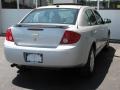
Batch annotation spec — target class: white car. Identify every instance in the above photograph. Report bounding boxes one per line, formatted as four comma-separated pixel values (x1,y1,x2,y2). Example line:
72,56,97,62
4,5,111,75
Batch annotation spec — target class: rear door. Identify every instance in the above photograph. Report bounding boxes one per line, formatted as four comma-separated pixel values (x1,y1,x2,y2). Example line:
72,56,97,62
93,10,108,45
85,9,102,50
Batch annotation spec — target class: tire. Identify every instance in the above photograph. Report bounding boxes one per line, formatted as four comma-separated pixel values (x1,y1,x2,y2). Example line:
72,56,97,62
83,47,95,76
104,32,110,49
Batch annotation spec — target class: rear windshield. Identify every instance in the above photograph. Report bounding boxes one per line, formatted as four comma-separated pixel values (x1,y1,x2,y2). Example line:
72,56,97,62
21,8,79,25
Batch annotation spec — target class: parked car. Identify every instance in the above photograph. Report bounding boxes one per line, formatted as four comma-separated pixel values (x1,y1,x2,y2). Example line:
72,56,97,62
4,5,111,75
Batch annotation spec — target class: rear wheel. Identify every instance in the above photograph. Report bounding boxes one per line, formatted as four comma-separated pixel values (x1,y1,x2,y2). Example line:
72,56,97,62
83,47,95,76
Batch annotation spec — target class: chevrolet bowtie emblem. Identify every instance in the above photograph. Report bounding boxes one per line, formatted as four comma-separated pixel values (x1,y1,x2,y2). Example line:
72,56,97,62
32,33,39,41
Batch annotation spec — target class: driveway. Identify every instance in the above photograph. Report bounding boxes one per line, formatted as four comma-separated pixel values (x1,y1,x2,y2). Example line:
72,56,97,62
0,37,120,90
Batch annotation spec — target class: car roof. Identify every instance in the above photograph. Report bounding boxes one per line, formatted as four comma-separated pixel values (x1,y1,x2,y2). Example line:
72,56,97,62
36,5,95,10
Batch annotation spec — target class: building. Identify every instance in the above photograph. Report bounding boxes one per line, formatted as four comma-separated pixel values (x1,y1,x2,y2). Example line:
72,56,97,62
0,0,52,34
0,0,120,40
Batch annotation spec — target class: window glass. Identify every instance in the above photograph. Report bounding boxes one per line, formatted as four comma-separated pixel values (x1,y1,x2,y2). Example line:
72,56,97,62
19,0,36,9
77,0,120,10
37,0,41,7
93,10,104,24
37,0,47,7
1,0,17,9
86,9,97,25
37,0,53,7
77,0,97,7
100,0,120,9
47,0,53,5
82,12,91,26
21,8,79,25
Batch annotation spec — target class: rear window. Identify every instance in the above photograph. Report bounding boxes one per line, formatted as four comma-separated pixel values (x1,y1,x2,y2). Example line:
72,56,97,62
21,8,79,25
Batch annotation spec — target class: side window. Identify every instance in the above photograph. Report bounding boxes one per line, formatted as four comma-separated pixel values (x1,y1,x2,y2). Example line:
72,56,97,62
93,10,104,24
82,12,91,26
85,9,97,25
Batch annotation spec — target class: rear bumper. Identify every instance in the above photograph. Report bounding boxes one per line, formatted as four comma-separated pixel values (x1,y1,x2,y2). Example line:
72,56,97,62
4,40,85,68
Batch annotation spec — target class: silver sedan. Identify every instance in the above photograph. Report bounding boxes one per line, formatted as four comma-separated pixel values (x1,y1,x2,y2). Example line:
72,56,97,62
4,5,111,75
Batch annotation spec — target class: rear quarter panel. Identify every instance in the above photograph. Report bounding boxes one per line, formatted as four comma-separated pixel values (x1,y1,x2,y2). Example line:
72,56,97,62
76,26,96,65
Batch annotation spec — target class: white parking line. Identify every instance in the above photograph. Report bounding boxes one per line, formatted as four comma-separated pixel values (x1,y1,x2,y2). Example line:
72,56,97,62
115,48,120,57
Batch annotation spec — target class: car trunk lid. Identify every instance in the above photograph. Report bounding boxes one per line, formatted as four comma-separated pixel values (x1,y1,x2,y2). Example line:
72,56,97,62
12,24,68,48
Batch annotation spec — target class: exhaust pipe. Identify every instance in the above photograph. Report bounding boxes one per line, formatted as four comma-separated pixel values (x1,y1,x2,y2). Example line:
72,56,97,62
11,64,17,67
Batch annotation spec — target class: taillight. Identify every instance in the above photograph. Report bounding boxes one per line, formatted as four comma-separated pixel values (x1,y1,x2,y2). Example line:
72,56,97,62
6,28,14,42
60,31,81,44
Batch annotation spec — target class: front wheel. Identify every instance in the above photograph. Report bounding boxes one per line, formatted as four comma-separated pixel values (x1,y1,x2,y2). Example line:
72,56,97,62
105,31,110,49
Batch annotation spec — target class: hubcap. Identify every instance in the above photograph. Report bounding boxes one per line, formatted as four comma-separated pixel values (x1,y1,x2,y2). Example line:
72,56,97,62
90,50,95,72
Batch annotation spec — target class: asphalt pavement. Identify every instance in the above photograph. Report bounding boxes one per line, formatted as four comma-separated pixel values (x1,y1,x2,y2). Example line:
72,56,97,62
0,36,120,90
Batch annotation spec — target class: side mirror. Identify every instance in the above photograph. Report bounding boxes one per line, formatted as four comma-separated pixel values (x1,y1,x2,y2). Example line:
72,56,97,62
104,18,111,24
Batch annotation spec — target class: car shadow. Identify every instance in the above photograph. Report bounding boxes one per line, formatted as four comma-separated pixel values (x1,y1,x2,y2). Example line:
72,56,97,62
12,46,116,90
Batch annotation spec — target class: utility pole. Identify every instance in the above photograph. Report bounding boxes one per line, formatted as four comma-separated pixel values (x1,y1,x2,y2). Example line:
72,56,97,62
0,0,1,9
17,0,19,9
36,0,37,8
97,0,100,10
108,0,110,8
